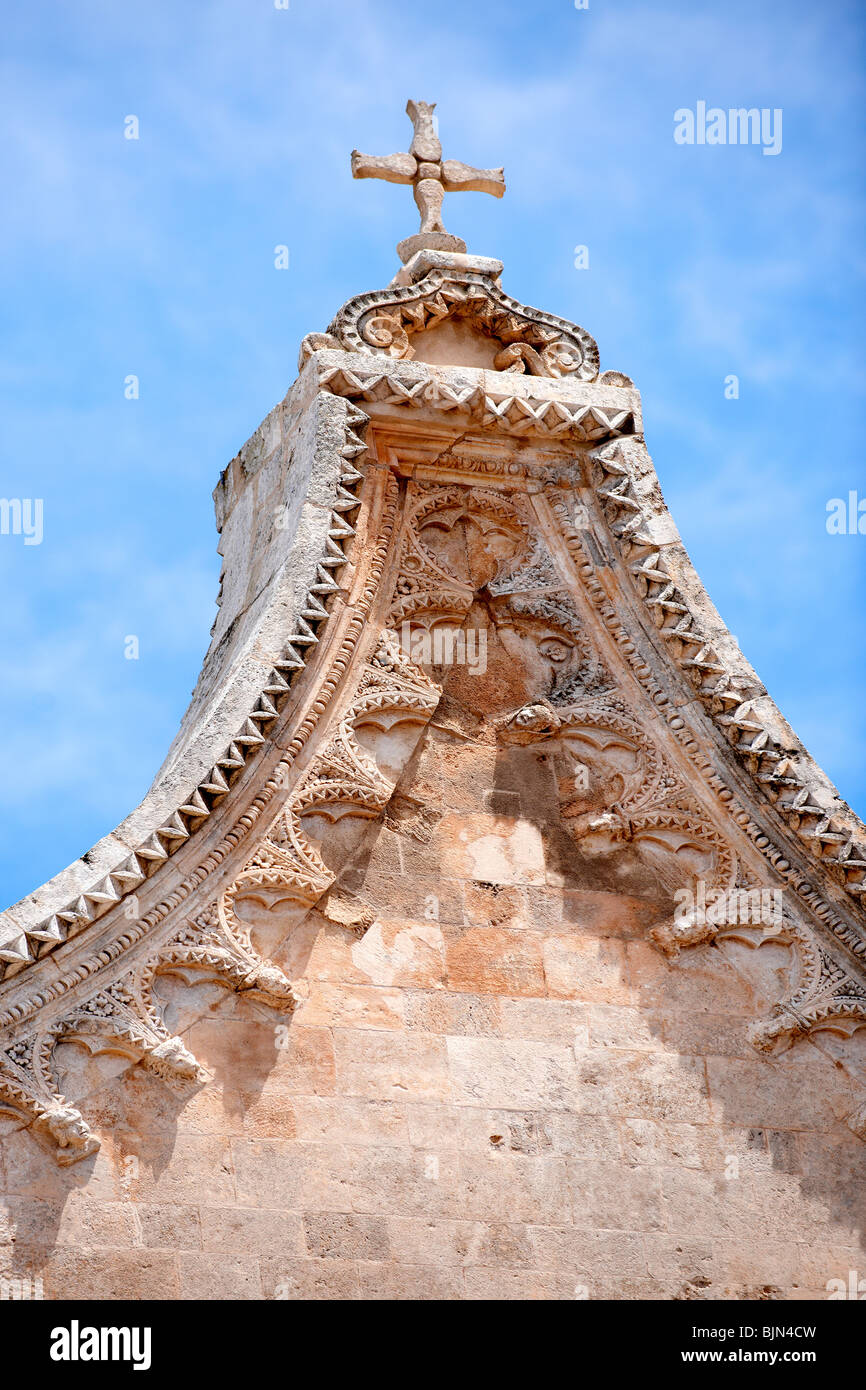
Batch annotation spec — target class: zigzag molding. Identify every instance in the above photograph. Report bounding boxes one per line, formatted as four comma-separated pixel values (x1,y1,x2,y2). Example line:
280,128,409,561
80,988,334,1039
318,361,635,443
589,438,866,919
546,487,866,968
0,481,441,1163
323,264,601,381
317,367,866,961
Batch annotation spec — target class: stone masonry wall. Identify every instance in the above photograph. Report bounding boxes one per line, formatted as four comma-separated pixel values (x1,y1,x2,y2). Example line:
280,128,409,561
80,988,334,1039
1,629,863,1301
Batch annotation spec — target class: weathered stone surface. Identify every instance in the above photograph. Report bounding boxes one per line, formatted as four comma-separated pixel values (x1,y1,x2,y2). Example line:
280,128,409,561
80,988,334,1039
1,104,864,1303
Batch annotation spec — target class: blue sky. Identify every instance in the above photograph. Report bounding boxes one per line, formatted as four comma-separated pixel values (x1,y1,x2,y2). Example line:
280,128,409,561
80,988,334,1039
1,0,863,907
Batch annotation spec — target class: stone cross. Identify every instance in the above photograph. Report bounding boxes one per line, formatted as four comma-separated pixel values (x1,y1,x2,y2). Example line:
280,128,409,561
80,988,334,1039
351,100,505,263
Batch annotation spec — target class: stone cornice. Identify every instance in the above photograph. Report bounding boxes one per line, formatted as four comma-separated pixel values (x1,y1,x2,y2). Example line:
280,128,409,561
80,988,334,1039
589,438,866,931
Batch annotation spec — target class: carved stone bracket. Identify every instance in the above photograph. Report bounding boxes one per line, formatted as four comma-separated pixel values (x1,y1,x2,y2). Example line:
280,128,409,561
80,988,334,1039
748,942,866,1057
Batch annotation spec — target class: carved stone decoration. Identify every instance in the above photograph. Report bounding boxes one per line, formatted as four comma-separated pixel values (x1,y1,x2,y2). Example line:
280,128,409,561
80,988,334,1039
748,943,866,1058
1,108,866,1289
490,594,613,701
297,331,343,368
328,264,600,381
145,915,299,1016
0,1043,100,1167
493,340,586,378
216,626,442,976
386,485,533,666
318,358,636,445
588,435,866,919
361,315,413,359
487,529,561,594
498,688,734,911
0,400,371,983
0,969,209,1167
410,485,530,587
45,978,203,1085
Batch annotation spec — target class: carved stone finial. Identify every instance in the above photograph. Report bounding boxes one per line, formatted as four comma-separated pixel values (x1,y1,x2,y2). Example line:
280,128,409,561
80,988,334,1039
351,99,505,263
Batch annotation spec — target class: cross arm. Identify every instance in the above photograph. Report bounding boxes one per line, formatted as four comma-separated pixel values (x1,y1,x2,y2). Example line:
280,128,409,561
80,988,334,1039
351,150,417,184
441,159,506,198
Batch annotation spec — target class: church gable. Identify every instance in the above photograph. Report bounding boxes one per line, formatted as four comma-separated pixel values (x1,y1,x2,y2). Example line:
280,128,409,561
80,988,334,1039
0,99,863,1303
